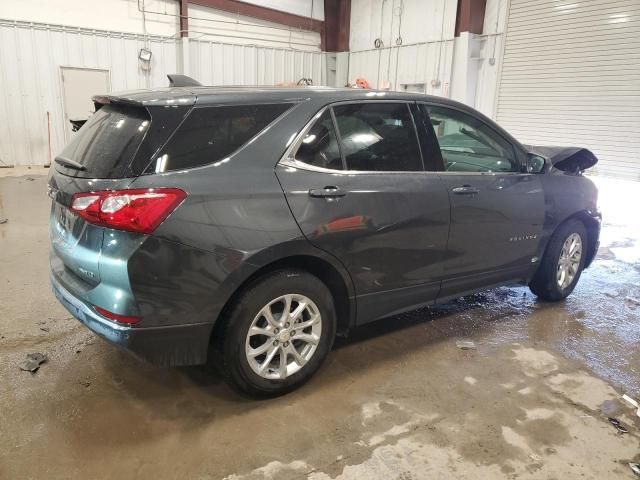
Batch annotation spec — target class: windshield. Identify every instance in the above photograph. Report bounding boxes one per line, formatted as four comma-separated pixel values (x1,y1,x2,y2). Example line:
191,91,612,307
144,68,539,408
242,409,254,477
57,105,150,178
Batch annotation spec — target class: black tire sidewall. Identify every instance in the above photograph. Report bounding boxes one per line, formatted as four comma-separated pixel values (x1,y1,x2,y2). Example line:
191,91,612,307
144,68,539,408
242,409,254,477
534,220,588,300
222,270,336,396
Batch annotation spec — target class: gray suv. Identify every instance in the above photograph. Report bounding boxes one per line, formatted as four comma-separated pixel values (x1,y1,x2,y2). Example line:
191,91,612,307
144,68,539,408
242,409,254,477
49,81,601,396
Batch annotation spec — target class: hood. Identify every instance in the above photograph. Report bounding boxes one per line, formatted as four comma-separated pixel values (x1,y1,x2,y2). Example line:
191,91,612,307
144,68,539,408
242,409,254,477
525,145,598,173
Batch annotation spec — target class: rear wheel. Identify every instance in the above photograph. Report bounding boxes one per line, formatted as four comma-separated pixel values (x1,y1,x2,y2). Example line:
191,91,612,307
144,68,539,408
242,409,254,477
529,219,587,301
217,269,336,397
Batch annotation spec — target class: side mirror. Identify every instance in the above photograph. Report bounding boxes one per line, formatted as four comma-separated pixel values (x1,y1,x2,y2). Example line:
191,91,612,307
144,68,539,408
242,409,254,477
526,153,546,174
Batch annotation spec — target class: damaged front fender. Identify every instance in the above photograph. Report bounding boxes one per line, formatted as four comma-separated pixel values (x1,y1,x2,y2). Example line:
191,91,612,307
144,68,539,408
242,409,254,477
526,145,598,174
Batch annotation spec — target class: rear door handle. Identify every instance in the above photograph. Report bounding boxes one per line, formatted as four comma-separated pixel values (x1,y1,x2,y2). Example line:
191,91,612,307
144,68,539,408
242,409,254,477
452,185,479,195
308,186,346,198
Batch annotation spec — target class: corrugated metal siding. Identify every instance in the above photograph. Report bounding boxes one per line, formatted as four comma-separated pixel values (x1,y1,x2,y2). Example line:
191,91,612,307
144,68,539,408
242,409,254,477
496,0,640,180
189,40,326,86
347,40,455,95
0,19,180,167
0,19,329,166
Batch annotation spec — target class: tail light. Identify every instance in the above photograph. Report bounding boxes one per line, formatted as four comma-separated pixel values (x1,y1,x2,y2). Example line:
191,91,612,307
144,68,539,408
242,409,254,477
70,188,186,234
95,306,141,325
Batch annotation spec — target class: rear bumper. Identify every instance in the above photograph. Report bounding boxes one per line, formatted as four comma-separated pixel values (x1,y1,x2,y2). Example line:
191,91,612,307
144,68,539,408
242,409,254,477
51,273,212,366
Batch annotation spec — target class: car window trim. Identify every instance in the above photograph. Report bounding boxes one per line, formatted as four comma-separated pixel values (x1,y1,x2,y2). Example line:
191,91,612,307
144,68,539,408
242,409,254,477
417,101,526,174
282,100,427,175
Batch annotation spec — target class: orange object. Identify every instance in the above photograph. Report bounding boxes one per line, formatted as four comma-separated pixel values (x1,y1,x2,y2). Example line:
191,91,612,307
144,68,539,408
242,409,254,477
355,78,370,89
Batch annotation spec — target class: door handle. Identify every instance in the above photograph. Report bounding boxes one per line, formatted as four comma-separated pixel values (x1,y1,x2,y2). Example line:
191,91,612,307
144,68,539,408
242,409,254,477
308,186,346,198
452,185,479,195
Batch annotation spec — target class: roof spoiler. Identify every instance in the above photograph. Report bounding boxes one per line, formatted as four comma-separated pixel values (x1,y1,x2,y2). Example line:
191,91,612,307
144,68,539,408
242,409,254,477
167,74,202,87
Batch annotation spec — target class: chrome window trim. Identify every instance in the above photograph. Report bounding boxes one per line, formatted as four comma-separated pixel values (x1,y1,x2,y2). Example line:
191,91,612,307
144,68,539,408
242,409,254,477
278,100,426,175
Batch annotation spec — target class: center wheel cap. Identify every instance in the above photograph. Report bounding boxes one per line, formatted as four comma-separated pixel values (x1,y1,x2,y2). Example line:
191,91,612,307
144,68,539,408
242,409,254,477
278,330,291,342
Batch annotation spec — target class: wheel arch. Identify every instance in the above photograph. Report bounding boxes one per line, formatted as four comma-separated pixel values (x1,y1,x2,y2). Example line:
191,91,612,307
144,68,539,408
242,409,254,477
210,245,356,349
542,210,600,269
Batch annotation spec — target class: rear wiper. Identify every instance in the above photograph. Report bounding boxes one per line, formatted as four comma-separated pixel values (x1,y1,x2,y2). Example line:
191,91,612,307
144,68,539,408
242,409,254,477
54,156,86,171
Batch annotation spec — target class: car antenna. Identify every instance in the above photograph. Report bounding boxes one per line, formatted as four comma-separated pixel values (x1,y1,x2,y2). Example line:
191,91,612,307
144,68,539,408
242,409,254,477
167,74,202,87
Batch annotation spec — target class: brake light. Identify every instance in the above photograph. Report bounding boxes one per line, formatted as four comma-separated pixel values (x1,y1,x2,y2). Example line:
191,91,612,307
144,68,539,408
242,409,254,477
70,188,186,234
95,306,141,325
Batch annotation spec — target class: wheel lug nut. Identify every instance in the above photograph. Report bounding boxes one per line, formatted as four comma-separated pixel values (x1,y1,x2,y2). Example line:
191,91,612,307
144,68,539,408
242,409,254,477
284,341,289,347
285,322,290,328
274,328,279,334
291,330,295,336
273,340,278,345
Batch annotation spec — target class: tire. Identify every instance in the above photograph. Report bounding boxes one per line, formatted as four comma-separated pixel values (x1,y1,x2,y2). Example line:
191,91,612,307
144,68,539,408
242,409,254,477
529,219,588,301
216,269,336,397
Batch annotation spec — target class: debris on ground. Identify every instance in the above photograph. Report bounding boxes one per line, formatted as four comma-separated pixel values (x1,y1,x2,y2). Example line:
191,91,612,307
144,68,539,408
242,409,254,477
19,353,48,373
630,463,640,476
622,394,640,417
80,380,92,389
456,340,476,350
0,217,7,224
625,296,640,306
604,291,619,298
607,417,628,434
39,327,50,332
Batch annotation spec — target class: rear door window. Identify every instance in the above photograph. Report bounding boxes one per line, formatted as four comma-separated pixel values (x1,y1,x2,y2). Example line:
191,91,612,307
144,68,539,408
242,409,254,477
57,105,150,178
150,103,293,173
332,103,423,171
293,110,343,170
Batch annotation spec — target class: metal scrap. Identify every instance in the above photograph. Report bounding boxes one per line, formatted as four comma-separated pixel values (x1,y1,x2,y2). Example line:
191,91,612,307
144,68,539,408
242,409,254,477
607,417,628,434
456,340,476,350
630,463,640,477
19,353,48,373
622,394,640,417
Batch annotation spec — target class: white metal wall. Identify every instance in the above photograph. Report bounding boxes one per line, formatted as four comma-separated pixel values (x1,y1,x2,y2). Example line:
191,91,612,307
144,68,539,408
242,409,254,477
189,40,327,86
0,19,329,167
347,40,455,95
496,0,640,180
0,19,179,167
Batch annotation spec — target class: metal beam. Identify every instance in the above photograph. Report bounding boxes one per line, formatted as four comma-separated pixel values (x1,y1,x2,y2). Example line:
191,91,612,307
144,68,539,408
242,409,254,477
323,0,351,52
188,0,323,33
180,0,189,37
455,0,487,36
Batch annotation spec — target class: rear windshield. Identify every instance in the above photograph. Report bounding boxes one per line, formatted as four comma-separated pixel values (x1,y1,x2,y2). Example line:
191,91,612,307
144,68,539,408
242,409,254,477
57,105,150,178
147,103,292,174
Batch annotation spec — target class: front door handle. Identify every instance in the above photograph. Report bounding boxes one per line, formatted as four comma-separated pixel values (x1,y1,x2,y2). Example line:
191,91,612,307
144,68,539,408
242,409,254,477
452,185,479,195
308,186,346,198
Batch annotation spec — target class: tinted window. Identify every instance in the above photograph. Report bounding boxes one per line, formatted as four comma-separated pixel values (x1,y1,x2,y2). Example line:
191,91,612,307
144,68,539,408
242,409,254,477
57,105,150,178
427,106,518,173
151,103,292,173
294,110,343,170
333,103,423,171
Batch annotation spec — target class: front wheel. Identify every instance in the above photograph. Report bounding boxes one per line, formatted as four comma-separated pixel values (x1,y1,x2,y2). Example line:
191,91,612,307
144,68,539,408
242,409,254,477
217,269,336,397
529,219,587,301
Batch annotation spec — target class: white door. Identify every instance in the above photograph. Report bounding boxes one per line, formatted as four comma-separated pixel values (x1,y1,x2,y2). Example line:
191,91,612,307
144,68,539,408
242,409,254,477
61,67,110,141
496,0,640,180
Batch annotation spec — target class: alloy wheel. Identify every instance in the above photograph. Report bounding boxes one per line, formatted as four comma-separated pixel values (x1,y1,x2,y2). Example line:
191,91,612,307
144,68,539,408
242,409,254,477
245,294,322,380
557,233,582,289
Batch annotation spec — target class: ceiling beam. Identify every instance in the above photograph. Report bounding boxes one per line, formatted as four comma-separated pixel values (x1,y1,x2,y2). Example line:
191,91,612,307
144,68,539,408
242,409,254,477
188,0,323,33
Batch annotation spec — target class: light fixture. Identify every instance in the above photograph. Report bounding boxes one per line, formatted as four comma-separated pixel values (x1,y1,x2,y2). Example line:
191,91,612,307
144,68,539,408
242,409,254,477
138,48,152,63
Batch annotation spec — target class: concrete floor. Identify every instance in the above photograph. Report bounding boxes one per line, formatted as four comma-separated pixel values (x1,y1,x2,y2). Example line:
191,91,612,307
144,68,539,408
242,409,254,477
1,170,639,479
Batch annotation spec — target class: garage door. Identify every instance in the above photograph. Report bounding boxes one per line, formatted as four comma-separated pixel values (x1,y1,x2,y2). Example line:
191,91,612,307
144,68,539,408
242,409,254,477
496,0,640,180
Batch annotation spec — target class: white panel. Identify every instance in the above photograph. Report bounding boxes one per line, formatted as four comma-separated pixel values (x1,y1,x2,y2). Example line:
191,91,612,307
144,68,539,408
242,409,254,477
0,19,180,166
496,0,640,180
347,40,454,96
189,39,328,87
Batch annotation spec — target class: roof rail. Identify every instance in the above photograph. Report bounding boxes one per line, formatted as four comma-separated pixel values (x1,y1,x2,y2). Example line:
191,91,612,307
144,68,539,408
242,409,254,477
167,74,202,88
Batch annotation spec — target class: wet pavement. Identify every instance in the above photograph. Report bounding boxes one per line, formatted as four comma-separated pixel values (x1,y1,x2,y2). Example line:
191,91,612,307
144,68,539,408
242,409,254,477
1,171,639,479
